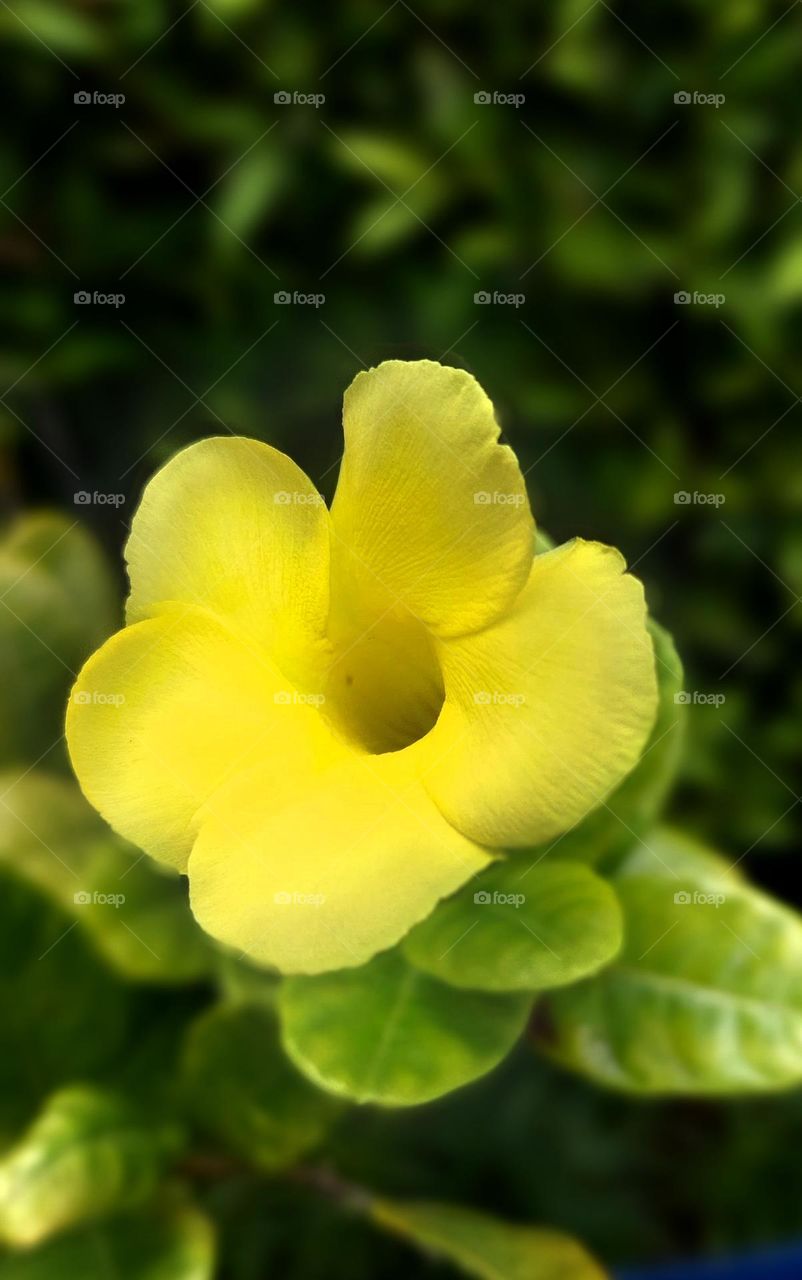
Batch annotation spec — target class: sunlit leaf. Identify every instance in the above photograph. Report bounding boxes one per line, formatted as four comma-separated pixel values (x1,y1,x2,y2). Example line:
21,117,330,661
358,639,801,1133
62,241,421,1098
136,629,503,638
0,1087,183,1247
372,1198,607,1280
279,951,531,1106
403,859,622,992
540,829,802,1093
0,1195,215,1280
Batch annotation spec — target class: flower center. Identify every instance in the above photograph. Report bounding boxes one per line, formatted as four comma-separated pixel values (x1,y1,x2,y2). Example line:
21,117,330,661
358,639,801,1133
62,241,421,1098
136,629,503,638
323,602,445,754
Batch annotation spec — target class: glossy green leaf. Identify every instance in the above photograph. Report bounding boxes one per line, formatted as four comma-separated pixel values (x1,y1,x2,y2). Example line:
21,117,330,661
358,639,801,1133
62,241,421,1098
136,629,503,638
0,771,212,984
0,869,130,1139
0,1087,183,1247
372,1199,606,1280
181,1003,339,1170
402,859,622,992
0,1196,215,1280
529,619,684,867
541,829,802,1094
279,951,531,1106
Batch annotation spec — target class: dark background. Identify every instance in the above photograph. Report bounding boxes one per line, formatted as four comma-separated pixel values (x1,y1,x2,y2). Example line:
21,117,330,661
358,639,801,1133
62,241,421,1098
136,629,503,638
1,0,801,1270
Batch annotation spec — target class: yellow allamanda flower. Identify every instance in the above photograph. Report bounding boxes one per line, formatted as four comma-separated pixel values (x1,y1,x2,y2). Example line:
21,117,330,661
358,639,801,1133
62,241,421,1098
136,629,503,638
67,360,657,974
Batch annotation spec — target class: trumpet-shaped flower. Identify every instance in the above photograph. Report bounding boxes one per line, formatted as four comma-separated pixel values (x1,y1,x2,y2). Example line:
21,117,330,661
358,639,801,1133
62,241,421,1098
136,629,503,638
67,361,657,974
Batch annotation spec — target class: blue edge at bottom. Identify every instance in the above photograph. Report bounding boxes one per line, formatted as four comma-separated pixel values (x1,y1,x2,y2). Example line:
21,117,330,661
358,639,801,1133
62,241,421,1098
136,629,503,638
616,1244,802,1280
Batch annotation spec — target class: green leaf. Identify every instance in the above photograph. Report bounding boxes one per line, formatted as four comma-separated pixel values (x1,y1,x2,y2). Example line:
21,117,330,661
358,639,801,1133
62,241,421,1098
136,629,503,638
531,619,684,867
4,2,104,56
541,829,802,1094
349,189,447,255
330,134,432,190
0,771,212,984
0,869,131,1139
0,1087,183,1248
279,951,531,1106
0,1196,215,1280
212,146,286,243
213,950,280,1005
181,1003,339,1171
0,562,79,767
371,1199,606,1280
2,513,118,650
0,514,117,768
402,859,622,992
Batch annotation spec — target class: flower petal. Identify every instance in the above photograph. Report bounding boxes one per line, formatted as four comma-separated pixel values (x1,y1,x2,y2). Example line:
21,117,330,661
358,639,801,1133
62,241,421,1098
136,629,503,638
330,361,534,638
125,437,330,686
188,749,492,974
66,607,327,871
421,539,658,847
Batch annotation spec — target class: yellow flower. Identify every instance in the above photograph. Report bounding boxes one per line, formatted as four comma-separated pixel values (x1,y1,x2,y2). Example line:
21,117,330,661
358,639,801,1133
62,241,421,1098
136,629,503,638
67,361,657,974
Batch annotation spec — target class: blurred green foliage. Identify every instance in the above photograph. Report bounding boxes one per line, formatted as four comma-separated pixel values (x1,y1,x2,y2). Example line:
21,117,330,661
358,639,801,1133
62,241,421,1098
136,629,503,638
1,0,801,1276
